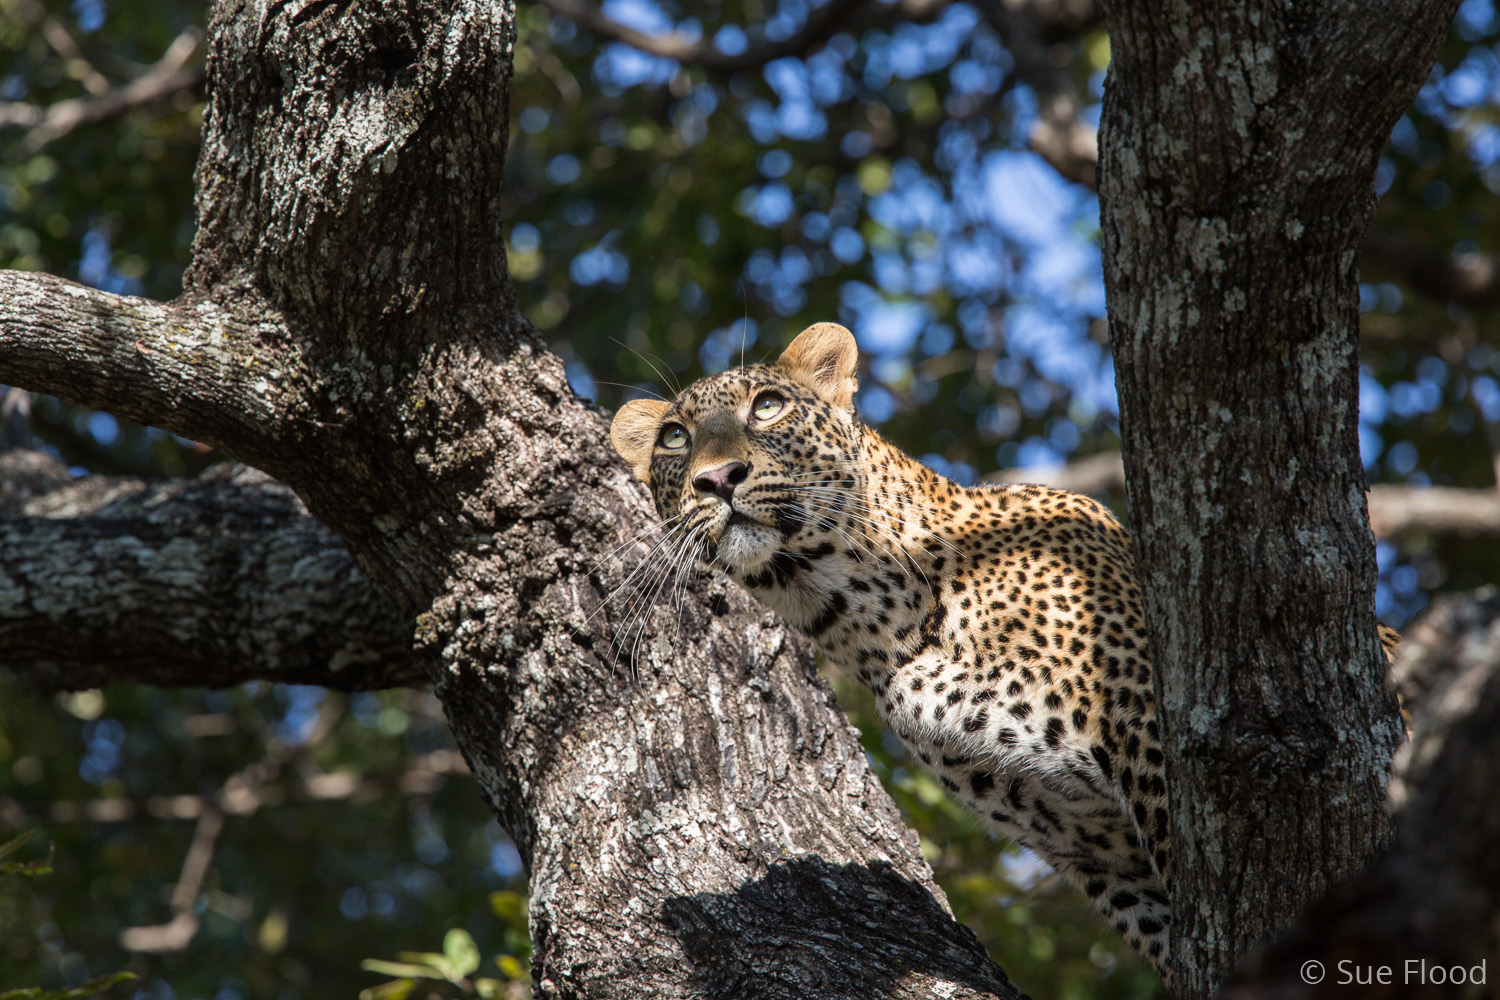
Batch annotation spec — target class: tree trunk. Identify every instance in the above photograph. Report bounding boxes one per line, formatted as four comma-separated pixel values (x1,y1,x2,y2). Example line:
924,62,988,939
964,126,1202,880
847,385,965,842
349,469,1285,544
0,1,1018,997
1223,589,1500,999
1097,1,1460,995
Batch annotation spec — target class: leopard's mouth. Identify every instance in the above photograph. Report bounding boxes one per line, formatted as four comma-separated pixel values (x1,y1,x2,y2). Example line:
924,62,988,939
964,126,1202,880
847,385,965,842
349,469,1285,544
703,502,772,535
707,506,782,572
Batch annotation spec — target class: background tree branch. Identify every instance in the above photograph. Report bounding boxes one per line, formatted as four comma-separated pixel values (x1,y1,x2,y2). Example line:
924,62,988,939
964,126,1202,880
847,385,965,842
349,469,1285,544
989,452,1500,540
996,455,1500,542
973,0,1100,187
1020,101,1500,314
0,747,468,828
0,26,204,153
22,0,111,94
1366,483,1500,540
1360,229,1500,311
528,0,871,73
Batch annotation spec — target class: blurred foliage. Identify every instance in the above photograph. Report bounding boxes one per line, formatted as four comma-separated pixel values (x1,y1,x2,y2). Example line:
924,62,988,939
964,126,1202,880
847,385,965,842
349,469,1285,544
2,0,1498,996
0,972,140,1000
0,828,53,876
504,0,1121,482
0,685,521,999
357,923,529,1000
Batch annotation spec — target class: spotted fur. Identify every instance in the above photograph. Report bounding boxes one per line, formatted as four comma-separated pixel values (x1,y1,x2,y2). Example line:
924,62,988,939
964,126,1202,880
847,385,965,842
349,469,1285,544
609,323,1398,982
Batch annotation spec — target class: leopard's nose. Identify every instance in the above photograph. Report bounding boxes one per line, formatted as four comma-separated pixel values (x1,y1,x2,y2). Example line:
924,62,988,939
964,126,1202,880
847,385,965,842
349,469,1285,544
694,461,749,502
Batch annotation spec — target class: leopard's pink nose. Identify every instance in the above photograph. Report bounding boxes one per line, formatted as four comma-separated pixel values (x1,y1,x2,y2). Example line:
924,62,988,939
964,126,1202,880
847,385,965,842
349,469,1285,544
694,461,748,502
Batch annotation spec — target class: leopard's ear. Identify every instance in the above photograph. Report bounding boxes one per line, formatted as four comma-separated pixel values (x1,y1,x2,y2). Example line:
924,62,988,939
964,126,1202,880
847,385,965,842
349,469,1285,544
610,399,672,481
777,323,859,410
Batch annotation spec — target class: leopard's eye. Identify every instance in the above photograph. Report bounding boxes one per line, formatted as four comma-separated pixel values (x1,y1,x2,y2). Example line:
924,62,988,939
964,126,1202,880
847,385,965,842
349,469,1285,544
658,424,689,450
752,393,786,422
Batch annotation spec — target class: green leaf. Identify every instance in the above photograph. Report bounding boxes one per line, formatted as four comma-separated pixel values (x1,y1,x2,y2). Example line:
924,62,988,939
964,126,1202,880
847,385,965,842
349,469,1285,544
0,830,53,877
63,972,138,999
0,829,38,863
357,978,416,1000
496,955,528,982
473,978,504,999
358,960,444,980
0,970,138,1000
395,951,455,978
443,928,481,978
0,855,54,877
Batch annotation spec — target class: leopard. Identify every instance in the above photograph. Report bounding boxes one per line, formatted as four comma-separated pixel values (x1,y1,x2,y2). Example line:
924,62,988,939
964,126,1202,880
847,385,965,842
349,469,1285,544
609,321,1397,985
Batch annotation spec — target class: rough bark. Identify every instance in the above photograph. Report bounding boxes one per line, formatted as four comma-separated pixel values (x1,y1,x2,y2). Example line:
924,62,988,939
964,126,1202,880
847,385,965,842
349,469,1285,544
0,1,1018,997
1222,589,1500,999
1097,2,1461,996
0,449,419,692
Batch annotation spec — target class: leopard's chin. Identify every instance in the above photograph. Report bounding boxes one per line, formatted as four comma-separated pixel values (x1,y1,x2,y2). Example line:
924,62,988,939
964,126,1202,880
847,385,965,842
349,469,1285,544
713,514,781,573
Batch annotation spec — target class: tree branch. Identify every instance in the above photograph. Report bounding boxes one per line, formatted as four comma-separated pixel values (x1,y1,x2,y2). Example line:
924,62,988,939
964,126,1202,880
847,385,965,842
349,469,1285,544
116,699,344,953
530,0,872,73
117,807,225,953
1361,229,1500,311
0,271,304,471
991,453,1500,540
0,450,420,692
8,0,110,95
0,28,204,154
973,0,1099,187
0,749,468,828
987,450,1125,495
1367,483,1500,540
1026,97,1098,187
11,433,1484,703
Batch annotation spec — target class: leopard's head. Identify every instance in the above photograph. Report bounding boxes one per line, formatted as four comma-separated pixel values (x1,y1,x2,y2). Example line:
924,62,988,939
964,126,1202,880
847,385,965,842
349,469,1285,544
610,322,863,574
